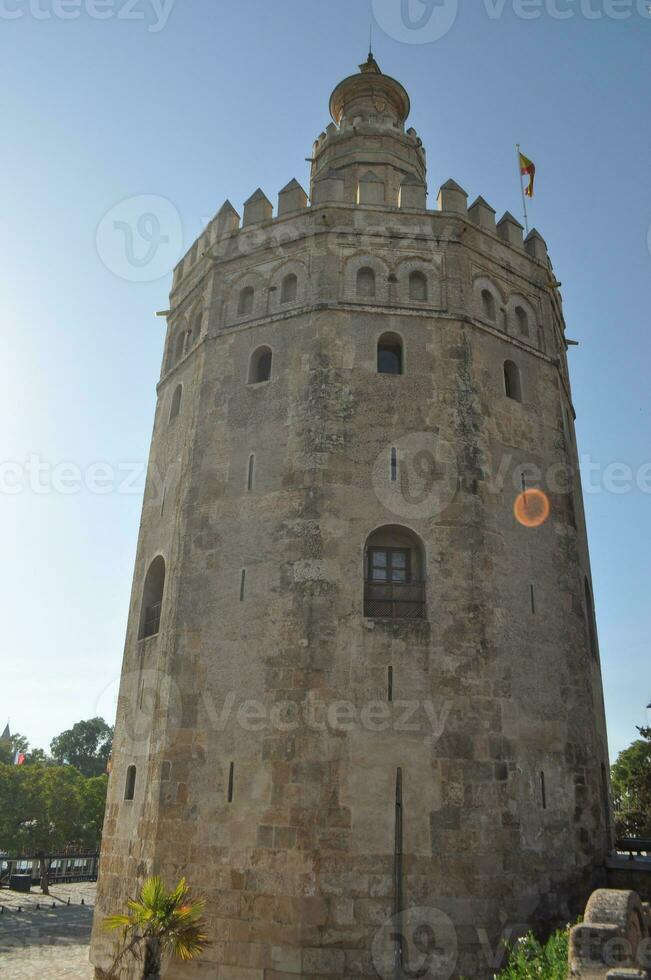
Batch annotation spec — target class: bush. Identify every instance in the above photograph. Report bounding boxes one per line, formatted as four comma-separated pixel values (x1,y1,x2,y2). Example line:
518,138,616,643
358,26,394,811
496,926,570,980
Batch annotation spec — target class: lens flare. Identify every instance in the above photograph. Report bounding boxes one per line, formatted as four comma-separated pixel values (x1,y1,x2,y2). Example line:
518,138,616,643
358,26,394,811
514,488,550,528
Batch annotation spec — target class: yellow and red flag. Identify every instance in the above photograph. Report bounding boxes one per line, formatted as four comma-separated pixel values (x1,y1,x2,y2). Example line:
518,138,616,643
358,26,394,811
519,151,536,197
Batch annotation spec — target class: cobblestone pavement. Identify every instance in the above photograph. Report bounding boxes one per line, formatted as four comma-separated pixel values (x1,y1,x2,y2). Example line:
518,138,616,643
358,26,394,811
0,883,96,979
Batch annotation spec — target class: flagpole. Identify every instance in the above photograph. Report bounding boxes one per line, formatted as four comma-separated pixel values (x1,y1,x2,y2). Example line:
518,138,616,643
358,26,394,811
516,143,530,236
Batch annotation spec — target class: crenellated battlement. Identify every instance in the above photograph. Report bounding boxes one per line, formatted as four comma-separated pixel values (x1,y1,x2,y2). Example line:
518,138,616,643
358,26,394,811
171,54,550,294
171,174,549,292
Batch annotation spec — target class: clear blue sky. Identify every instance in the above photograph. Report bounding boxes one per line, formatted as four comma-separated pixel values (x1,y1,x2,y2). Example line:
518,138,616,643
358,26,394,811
1,0,649,760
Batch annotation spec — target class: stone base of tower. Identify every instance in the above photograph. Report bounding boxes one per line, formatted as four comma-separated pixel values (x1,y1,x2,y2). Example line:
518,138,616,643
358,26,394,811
91,837,607,978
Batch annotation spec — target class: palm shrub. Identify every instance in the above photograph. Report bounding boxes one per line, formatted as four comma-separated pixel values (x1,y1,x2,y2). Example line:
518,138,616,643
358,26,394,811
496,925,570,980
101,875,208,979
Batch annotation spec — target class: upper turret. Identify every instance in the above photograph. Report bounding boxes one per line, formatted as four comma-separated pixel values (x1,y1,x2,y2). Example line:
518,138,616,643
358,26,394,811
328,52,410,127
310,53,427,209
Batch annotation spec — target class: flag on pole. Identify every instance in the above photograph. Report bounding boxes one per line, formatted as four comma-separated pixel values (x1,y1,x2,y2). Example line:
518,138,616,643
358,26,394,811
519,151,536,197
13,750,25,765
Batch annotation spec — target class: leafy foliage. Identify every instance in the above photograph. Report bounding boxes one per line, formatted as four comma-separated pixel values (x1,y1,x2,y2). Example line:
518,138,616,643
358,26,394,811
102,876,208,979
0,732,49,766
50,717,113,777
0,763,108,857
611,727,651,838
496,926,570,980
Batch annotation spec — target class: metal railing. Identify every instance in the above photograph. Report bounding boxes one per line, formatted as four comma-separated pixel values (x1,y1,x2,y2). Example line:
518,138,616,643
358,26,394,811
364,581,426,620
616,837,651,859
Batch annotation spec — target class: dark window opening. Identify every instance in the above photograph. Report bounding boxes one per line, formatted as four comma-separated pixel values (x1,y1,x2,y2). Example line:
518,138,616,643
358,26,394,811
481,289,496,321
504,360,522,402
240,569,246,601
388,666,393,702
139,556,165,639
377,333,403,375
364,527,425,620
125,765,136,801
369,547,410,584
390,447,398,483
227,762,234,803
248,346,272,384
540,770,546,809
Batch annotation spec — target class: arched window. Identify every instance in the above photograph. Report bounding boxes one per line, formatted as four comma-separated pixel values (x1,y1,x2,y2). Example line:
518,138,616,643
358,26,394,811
248,346,272,384
503,360,522,402
409,271,428,302
139,556,165,639
238,286,254,316
174,331,186,363
584,577,598,660
169,384,182,422
124,765,136,801
515,306,529,337
364,525,425,620
280,273,298,304
377,333,403,375
481,289,496,321
357,267,376,299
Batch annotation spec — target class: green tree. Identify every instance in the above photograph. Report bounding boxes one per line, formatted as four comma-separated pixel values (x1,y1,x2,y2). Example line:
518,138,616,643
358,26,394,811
78,774,109,849
102,877,208,980
0,732,29,765
611,728,651,838
0,763,87,894
24,747,52,766
50,717,113,777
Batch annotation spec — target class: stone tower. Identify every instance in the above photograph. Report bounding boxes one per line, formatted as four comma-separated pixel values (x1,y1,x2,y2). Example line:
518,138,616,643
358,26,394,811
91,55,611,979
